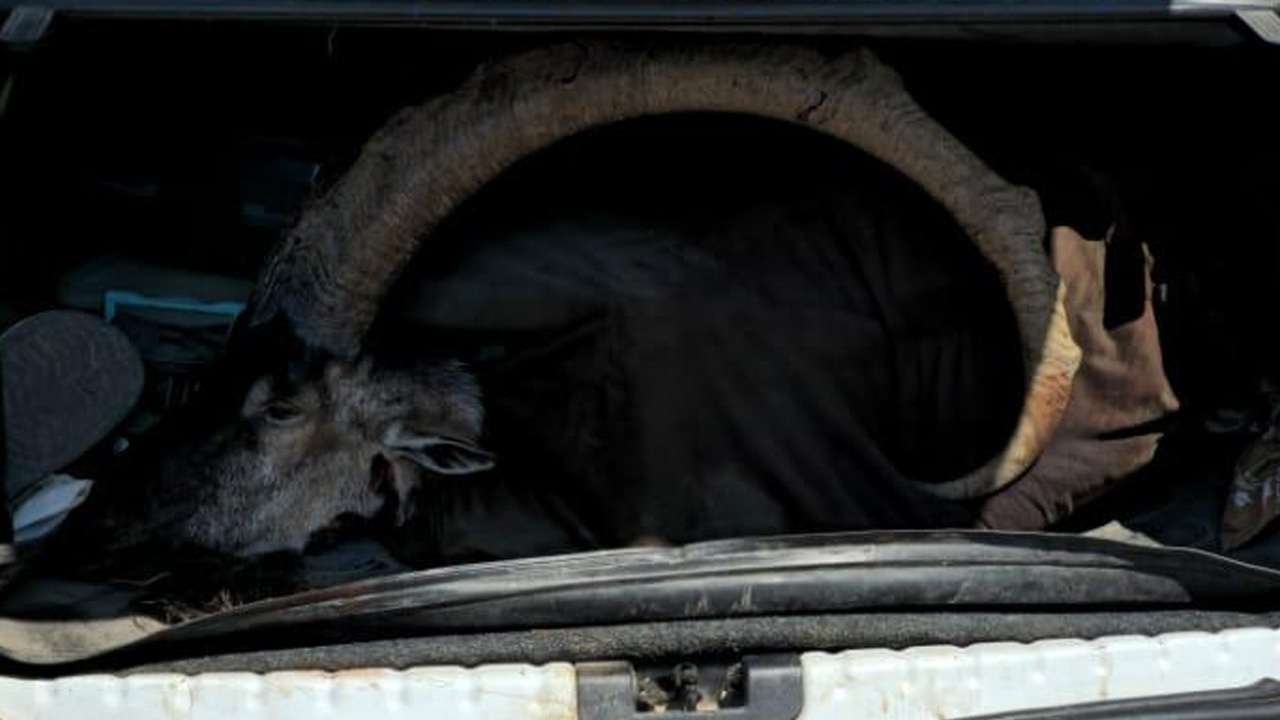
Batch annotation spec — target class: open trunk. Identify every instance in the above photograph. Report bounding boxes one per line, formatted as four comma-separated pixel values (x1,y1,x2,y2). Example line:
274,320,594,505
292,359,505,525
2,6,1280,718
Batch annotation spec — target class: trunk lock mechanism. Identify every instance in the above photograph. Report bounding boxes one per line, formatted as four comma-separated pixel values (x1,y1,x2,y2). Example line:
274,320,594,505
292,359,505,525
577,655,803,720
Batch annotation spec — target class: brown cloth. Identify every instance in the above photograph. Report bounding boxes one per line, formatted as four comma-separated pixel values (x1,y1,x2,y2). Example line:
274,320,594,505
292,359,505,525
978,227,1180,529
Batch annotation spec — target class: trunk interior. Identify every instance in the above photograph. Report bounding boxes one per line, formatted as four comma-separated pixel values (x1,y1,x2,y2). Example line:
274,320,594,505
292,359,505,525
1,13,1280,672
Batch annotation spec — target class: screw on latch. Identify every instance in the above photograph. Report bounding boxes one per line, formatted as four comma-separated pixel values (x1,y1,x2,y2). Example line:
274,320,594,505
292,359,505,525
636,675,670,711
718,661,747,708
637,662,704,712
670,662,702,711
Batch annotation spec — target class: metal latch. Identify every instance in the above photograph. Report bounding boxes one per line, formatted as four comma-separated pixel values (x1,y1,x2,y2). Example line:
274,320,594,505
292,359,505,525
576,655,803,720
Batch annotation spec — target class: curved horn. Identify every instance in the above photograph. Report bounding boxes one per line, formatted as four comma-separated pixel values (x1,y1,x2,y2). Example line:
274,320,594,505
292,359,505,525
249,43,1081,498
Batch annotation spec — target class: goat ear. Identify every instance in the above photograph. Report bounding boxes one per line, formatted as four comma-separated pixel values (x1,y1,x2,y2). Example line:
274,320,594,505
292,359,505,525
379,437,495,526
384,423,496,477
391,435,496,477
377,424,495,526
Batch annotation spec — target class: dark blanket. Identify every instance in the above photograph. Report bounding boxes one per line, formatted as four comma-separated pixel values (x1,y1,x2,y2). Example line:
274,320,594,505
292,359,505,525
380,156,1027,563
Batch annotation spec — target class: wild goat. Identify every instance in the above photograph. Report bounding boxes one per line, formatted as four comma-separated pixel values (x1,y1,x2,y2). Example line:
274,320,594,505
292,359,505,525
31,354,489,580
53,43,1081,567
152,357,494,556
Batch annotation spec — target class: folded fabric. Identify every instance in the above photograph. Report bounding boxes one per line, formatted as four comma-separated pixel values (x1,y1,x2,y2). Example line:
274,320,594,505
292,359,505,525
979,227,1180,529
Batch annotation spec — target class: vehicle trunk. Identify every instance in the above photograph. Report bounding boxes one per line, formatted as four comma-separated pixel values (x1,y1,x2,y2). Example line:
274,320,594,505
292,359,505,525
1,7,1280,717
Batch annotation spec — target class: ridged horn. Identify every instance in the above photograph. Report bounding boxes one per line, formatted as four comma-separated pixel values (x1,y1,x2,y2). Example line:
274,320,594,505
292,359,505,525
248,43,1081,498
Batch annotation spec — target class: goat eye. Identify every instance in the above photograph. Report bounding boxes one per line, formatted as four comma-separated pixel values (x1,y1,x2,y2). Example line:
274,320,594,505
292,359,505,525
263,402,303,425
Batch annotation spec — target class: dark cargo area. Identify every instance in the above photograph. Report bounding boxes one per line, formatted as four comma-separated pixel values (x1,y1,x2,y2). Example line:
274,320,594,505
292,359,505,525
1,16,1280,668
2,23,1278,396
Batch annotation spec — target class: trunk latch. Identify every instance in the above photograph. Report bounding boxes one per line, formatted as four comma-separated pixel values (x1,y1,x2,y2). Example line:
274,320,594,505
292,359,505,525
577,655,803,720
